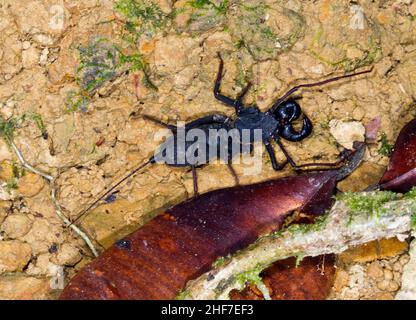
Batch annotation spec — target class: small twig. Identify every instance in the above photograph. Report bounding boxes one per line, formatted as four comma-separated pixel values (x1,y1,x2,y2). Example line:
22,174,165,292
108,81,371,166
182,194,414,299
9,141,53,180
8,139,99,257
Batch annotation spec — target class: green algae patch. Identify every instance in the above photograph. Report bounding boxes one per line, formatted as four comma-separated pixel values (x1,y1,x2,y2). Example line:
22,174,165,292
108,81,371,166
179,0,229,34
338,190,404,225
308,3,382,71
228,1,306,61
212,256,227,268
176,289,192,300
379,132,393,157
115,0,174,40
66,38,121,112
234,264,271,300
272,215,329,238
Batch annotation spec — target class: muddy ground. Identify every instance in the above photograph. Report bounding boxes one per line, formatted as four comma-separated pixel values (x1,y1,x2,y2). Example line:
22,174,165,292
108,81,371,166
0,0,415,299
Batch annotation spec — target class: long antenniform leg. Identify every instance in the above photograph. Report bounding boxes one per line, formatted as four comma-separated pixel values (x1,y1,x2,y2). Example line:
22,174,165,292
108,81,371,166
70,159,154,226
143,114,231,130
142,115,177,131
274,137,355,171
267,67,373,114
214,53,251,114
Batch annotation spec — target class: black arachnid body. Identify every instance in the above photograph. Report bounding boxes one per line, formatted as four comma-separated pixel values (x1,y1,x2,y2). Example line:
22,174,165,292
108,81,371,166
73,53,372,223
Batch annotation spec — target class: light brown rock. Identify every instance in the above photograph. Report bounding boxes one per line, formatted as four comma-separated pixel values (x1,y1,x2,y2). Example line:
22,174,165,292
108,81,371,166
388,281,400,292
339,238,409,263
329,120,366,149
54,244,82,266
399,254,410,266
377,279,390,291
384,269,394,281
22,46,39,69
333,269,349,292
393,261,403,272
0,275,52,300
21,219,61,254
17,172,45,198
1,214,32,238
379,238,409,258
154,35,200,74
0,241,32,273
47,51,77,85
26,254,57,276
367,261,384,280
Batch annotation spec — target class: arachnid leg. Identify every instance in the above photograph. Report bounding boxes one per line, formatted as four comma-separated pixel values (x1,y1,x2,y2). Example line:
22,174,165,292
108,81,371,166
214,53,243,114
236,82,252,105
144,114,231,131
191,165,199,197
264,139,288,171
143,115,177,131
185,114,231,129
227,163,240,185
267,68,373,114
274,137,353,171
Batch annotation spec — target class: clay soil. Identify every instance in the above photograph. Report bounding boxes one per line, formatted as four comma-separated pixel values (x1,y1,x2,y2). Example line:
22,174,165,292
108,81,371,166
0,0,415,299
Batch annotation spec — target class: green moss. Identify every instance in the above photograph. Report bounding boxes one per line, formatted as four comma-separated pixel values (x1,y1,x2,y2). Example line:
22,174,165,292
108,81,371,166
229,2,305,61
69,37,137,112
76,39,119,94
28,113,47,137
235,265,263,287
273,215,329,238
0,115,26,143
338,191,400,224
404,188,416,229
65,90,91,113
320,121,330,130
295,252,305,267
188,0,229,15
234,39,245,49
5,178,18,192
115,0,173,40
379,132,393,157
212,256,227,268
4,162,25,192
175,289,191,300
112,1,171,91
235,264,271,300
411,214,416,229
309,30,381,72
404,187,416,200
11,162,25,179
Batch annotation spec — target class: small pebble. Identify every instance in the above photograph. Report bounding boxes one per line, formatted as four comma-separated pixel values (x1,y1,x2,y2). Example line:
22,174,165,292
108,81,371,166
377,279,390,291
399,254,410,266
387,281,400,292
384,269,393,281
392,261,403,272
22,41,31,50
367,261,384,279
393,271,401,282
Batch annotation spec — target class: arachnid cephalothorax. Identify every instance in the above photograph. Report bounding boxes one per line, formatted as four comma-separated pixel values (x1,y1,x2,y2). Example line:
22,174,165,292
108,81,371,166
72,53,372,223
